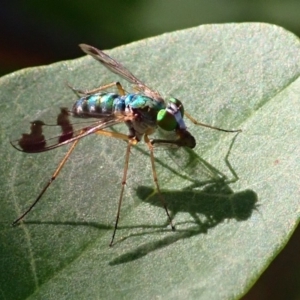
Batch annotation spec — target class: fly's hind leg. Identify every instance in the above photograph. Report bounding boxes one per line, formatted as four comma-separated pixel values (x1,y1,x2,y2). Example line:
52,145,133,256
66,81,126,97
12,138,80,225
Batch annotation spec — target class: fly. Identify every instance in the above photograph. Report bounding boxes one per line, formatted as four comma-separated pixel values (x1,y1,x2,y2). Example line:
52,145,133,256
10,44,241,246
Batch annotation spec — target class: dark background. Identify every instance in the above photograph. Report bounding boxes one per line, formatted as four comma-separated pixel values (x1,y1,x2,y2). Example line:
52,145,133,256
2,1,300,299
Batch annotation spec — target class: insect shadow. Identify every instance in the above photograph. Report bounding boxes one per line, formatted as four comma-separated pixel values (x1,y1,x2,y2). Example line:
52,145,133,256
109,133,258,265
20,132,258,265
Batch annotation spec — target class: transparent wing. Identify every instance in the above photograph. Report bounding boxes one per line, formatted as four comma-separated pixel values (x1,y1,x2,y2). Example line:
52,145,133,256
10,107,128,153
79,44,164,102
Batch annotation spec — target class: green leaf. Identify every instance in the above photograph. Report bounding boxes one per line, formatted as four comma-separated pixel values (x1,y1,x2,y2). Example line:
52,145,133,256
1,23,300,300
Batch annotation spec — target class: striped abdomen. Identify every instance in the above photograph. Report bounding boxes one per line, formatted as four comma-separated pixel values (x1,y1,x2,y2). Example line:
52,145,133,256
72,92,125,117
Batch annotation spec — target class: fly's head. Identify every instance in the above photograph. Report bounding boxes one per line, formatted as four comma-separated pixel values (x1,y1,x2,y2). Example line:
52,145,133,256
156,97,196,149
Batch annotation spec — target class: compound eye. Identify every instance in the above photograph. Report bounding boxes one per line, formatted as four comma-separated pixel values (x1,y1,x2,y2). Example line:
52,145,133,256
157,109,177,131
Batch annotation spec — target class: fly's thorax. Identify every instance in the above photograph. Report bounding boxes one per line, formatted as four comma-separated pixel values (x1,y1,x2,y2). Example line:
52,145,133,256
121,94,165,141
157,97,187,131
124,93,165,128
72,92,120,117
124,94,165,111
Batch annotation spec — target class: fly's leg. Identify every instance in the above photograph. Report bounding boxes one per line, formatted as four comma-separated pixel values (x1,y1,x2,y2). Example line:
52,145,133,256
12,138,80,225
94,128,138,143
184,111,242,133
144,134,175,231
109,138,138,247
66,81,126,97
108,133,176,247
92,129,136,246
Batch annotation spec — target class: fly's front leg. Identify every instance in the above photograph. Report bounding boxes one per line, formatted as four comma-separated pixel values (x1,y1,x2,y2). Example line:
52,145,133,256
150,129,196,149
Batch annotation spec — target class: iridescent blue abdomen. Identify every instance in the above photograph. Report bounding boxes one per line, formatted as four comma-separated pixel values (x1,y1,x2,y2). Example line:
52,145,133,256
72,93,123,117
72,92,165,119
